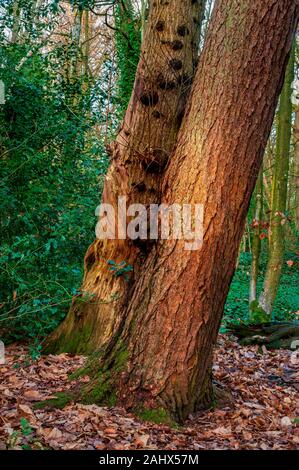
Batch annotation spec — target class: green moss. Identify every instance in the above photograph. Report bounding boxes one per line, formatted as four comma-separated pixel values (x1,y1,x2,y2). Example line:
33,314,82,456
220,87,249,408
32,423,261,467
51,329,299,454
70,342,128,407
107,391,117,407
249,300,269,323
82,378,109,404
136,407,178,428
63,323,94,354
113,344,128,372
68,350,103,381
34,392,73,410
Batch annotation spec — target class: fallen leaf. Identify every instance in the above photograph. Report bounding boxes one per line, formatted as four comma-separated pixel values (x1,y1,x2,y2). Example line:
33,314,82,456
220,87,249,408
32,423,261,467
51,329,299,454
24,390,42,401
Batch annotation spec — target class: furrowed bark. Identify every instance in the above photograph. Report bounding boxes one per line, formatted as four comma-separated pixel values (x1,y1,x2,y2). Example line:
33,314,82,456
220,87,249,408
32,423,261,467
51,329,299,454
294,104,299,230
45,0,204,353
90,0,299,422
249,168,263,316
258,44,295,318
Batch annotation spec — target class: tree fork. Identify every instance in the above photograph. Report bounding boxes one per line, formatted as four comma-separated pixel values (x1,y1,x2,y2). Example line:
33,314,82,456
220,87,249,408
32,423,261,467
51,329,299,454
44,0,205,354
81,0,299,421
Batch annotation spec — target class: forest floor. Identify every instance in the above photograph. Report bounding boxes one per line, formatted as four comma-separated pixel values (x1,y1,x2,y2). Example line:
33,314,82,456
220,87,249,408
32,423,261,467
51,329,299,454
0,335,298,451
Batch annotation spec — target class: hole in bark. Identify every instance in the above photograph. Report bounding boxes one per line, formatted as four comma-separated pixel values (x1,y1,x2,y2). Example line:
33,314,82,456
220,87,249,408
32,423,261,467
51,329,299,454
177,110,185,126
152,110,162,119
85,251,96,271
105,143,113,157
142,159,161,173
157,73,176,90
155,20,165,32
139,92,159,106
142,148,168,173
191,0,198,4
170,40,184,51
169,58,183,71
132,181,146,192
132,237,152,253
193,17,198,24
177,25,189,36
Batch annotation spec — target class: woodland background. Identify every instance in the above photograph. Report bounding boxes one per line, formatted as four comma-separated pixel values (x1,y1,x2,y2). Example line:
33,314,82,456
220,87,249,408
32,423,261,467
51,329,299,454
0,0,299,451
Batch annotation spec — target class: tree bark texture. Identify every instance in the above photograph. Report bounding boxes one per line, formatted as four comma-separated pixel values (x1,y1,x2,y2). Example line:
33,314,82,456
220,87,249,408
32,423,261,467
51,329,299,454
94,0,299,422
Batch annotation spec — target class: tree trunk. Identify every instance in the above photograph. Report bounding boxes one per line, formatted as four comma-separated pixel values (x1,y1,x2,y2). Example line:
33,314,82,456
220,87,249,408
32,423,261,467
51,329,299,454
82,9,90,83
294,105,299,230
45,0,204,353
249,167,263,317
69,6,83,81
80,0,299,422
11,0,21,43
114,0,141,115
258,44,295,318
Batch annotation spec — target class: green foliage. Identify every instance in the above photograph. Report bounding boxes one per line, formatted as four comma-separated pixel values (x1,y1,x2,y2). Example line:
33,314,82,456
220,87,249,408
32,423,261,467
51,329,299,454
20,417,33,437
0,1,114,344
107,260,133,280
7,417,37,450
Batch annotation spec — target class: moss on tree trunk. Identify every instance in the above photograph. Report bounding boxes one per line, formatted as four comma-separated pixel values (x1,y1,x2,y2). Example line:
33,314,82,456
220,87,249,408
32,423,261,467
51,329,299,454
64,0,299,422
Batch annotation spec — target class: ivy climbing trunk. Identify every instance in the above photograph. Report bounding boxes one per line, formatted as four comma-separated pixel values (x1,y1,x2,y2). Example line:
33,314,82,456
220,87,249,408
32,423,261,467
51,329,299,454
69,5,83,81
258,44,295,318
294,104,299,230
81,0,299,423
45,0,204,353
114,0,141,114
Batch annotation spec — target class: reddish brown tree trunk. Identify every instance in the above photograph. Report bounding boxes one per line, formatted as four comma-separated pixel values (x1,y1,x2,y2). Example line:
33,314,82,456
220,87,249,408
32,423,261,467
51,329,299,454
45,0,204,353
87,0,299,422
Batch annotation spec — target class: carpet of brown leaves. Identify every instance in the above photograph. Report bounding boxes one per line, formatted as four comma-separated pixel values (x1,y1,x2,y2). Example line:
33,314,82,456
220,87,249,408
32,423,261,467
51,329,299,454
0,335,298,450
